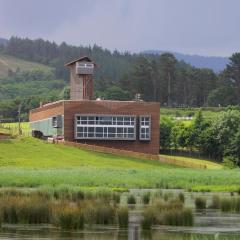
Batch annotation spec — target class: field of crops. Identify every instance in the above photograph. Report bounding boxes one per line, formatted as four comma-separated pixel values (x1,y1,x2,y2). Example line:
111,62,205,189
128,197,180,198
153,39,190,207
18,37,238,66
0,137,239,192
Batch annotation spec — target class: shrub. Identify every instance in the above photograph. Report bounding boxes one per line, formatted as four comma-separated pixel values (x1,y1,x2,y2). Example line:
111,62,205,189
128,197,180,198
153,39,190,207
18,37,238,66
195,197,206,209
116,207,128,228
142,192,151,205
127,195,136,205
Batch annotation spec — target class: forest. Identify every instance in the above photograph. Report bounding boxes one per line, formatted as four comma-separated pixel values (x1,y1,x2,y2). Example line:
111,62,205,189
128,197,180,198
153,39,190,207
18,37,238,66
0,37,240,121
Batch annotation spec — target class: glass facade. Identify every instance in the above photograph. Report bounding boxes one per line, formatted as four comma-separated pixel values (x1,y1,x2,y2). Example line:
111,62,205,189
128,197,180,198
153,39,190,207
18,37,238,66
75,115,136,140
139,115,151,140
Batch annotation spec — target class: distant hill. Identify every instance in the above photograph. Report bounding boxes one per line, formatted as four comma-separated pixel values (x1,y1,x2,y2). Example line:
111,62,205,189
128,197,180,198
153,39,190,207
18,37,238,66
0,38,8,46
0,53,53,77
143,50,229,72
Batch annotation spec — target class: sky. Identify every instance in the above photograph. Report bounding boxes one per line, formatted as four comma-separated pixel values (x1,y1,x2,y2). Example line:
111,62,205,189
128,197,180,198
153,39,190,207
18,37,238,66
0,0,239,57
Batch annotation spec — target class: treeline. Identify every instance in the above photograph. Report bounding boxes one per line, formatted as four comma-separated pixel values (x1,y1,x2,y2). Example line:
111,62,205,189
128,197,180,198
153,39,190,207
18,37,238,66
0,70,67,121
160,108,240,167
1,37,240,120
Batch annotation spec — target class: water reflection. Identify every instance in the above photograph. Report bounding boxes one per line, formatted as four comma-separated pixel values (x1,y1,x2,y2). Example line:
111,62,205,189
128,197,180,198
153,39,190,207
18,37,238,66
0,225,240,240
1,209,240,240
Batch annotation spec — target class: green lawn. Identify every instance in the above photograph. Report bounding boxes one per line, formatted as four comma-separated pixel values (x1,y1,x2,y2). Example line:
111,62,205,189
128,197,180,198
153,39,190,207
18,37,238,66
160,154,223,170
0,137,240,192
0,122,30,136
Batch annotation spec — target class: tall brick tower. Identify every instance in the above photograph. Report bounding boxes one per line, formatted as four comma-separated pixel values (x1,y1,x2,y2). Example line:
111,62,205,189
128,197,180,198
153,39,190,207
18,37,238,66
65,56,95,100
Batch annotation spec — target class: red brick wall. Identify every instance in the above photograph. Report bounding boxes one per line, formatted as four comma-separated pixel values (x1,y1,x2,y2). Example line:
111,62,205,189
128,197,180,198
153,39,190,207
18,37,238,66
29,100,160,155
29,101,64,122
64,100,160,155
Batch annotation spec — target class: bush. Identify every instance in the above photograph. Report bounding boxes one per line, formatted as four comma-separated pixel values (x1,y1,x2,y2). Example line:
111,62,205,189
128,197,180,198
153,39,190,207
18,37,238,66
116,207,128,228
127,195,136,205
195,197,206,209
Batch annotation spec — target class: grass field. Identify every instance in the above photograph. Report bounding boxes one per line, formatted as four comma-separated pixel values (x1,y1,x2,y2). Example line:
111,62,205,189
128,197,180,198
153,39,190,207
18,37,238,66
0,137,239,192
0,122,30,136
160,155,223,170
0,53,53,77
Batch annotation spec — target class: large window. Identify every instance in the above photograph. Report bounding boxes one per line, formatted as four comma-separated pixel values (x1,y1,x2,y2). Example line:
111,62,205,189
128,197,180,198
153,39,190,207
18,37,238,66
75,115,136,140
139,115,151,140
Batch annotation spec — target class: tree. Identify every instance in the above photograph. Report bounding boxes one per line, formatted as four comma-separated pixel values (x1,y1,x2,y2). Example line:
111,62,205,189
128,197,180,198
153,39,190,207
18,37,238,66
160,116,173,149
224,129,240,167
158,53,177,106
225,53,240,103
103,86,132,101
211,110,240,160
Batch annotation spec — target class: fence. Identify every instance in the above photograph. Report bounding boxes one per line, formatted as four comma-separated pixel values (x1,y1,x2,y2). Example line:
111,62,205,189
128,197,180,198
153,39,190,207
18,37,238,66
60,141,159,161
60,141,207,169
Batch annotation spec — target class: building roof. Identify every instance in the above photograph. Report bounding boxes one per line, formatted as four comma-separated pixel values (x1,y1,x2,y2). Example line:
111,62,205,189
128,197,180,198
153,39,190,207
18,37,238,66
64,56,95,67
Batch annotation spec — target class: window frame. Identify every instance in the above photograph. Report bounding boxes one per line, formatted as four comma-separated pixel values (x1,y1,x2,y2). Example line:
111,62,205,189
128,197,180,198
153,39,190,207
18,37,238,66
74,114,136,141
139,115,151,141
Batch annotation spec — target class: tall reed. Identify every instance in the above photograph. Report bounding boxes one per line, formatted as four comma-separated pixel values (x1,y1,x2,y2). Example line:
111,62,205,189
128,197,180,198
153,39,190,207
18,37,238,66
54,207,84,229
116,207,128,228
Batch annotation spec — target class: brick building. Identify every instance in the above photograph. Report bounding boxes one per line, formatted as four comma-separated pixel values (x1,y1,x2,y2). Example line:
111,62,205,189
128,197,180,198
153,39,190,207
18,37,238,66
29,57,160,155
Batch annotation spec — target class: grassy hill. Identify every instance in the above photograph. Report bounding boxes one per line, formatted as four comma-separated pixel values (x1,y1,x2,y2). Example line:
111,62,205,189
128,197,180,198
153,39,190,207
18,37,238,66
0,137,239,192
0,53,53,77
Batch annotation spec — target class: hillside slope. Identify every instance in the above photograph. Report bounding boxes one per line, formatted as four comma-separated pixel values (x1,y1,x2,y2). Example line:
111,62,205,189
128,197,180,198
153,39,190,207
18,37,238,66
0,53,53,77
143,50,229,72
0,137,239,191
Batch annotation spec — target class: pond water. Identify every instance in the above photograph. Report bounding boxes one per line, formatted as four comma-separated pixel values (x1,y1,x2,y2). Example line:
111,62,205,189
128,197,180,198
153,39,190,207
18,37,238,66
1,189,240,239
1,210,240,240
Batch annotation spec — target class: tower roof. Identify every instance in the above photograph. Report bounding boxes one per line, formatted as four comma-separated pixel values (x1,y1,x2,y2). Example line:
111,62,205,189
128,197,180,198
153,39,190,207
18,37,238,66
64,56,95,67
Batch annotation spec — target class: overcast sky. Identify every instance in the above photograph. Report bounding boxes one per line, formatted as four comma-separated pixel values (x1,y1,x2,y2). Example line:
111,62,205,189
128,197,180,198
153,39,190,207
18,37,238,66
0,0,239,57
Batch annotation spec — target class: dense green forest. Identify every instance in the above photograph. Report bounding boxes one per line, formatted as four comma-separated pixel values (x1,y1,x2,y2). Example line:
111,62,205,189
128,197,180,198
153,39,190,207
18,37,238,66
0,36,240,121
